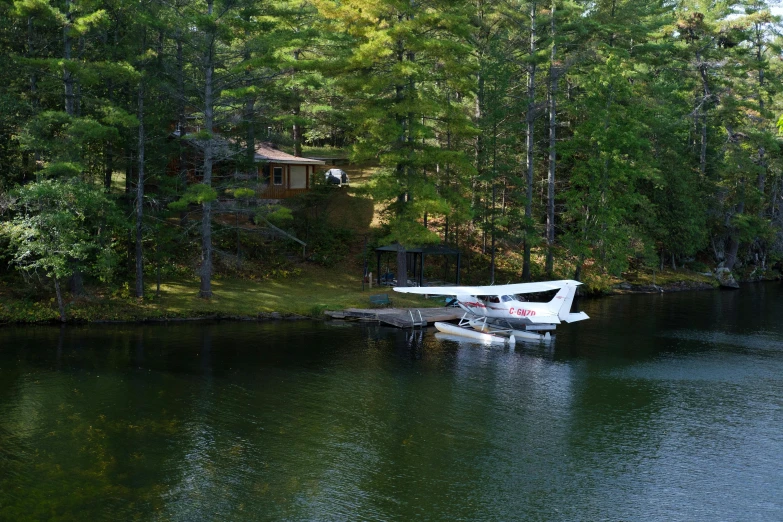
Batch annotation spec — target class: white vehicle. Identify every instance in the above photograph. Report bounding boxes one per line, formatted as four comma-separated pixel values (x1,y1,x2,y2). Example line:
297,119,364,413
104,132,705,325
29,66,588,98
324,168,349,185
393,280,588,344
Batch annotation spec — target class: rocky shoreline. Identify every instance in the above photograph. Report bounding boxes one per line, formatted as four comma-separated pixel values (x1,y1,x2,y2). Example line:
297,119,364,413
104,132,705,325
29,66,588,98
610,280,717,294
608,271,780,295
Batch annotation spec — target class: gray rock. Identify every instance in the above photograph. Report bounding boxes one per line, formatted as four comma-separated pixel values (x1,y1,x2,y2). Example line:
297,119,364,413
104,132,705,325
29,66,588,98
715,267,739,289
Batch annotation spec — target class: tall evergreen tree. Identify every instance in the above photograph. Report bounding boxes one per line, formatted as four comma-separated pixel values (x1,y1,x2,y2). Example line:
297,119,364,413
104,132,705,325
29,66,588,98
316,0,476,285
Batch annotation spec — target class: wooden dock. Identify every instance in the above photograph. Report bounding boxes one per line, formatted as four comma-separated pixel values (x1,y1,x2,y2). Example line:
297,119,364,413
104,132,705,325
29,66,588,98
325,307,462,328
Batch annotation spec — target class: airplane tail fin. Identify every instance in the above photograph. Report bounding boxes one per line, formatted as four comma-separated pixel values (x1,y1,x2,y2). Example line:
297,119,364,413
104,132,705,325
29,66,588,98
548,283,590,323
548,284,577,320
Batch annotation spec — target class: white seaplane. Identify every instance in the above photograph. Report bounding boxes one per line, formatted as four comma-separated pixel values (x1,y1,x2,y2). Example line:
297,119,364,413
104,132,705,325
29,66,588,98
393,280,588,345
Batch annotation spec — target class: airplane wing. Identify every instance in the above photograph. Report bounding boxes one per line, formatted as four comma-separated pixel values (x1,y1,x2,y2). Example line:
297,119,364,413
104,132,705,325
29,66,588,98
526,314,561,324
392,279,581,296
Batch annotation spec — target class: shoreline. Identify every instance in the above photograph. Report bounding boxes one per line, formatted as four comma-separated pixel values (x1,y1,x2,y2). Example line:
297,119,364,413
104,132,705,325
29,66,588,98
1,276,778,326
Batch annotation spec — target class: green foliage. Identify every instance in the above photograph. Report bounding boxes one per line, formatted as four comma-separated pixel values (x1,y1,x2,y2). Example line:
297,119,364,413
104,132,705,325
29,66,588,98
168,184,218,211
231,187,256,199
20,112,119,177
0,179,123,283
0,298,59,323
0,0,782,303
318,0,477,247
38,161,82,178
266,205,294,226
306,224,354,266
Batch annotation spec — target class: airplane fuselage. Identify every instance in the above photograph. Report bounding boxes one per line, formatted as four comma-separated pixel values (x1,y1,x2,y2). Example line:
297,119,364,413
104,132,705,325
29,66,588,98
457,295,555,325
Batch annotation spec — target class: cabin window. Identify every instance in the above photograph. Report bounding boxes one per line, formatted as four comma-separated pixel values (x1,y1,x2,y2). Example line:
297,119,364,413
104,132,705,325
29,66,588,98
273,166,283,186
488,296,500,303
501,295,513,302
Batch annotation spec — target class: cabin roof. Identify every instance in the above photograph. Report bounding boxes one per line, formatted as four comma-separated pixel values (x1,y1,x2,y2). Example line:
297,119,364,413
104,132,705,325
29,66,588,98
254,143,325,165
375,243,461,255
179,135,326,166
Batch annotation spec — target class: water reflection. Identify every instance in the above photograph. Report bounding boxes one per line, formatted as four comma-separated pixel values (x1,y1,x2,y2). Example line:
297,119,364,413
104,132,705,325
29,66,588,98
0,284,782,520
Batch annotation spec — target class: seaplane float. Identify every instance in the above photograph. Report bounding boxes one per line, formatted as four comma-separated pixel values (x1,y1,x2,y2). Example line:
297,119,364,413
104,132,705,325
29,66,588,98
393,280,589,345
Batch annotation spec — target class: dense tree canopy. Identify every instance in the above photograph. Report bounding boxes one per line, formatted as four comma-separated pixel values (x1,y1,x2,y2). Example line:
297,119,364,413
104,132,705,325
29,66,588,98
1,0,783,299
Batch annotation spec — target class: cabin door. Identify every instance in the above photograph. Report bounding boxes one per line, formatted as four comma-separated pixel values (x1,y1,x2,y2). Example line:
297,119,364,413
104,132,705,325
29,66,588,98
290,165,307,189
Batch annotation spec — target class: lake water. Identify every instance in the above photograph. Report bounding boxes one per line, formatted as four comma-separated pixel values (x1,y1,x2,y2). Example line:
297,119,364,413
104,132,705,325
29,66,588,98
1,284,782,521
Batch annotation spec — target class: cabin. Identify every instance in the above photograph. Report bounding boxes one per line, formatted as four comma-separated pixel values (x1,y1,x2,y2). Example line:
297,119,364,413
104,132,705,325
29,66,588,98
254,143,325,199
167,137,326,200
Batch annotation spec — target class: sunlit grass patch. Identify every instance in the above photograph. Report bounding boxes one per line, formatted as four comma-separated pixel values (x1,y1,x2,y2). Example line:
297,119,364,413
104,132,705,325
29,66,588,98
152,266,438,318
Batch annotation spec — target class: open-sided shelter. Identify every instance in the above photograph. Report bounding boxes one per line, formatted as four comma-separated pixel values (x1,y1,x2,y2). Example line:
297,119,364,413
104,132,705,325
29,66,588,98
374,244,462,287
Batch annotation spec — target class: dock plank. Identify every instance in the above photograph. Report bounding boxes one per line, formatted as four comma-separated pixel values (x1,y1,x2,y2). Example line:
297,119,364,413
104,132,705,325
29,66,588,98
327,307,462,328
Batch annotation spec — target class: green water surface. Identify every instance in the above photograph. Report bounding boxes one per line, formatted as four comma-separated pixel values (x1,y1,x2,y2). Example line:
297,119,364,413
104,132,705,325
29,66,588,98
1,284,782,521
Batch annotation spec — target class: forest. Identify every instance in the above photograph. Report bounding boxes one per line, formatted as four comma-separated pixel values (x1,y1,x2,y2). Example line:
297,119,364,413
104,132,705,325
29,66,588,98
1,0,782,318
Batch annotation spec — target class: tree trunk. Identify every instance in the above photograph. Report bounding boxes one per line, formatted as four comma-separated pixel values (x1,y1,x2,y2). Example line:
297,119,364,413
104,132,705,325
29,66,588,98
522,0,537,282
574,254,584,282
61,0,86,299
75,37,83,116
68,268,84,296
246,97,255,171
754,23,766,200
104,143,114,191
392,12,414,284
104,27,116,192
27,16,41,174
696,49,710,178
396,244,407,288
292,50,303,157
724,236,740,271
476,69,485,224
135,76,145,298
63,0,75,116
155,236,161,298
54,277,65,323
176,31,187,191
724,187,745,272
490,183,496,285
545,1,557,278
243,40,256,172
200,0,215,299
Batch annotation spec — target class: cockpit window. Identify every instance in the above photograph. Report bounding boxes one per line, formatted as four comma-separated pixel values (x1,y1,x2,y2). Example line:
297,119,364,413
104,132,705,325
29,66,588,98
501,295,513,302
488,296,500,303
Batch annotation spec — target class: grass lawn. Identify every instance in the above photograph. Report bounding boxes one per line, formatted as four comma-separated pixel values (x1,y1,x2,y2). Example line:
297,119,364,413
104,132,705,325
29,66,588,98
154,266,440,318
0,264,444,323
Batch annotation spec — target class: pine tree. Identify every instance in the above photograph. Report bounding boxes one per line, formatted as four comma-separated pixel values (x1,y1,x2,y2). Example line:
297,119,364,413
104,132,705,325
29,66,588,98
316,0,476,285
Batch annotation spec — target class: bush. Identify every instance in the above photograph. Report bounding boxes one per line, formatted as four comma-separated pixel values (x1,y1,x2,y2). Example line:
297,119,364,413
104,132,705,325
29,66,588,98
687,260,710,273
306,225,355,266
